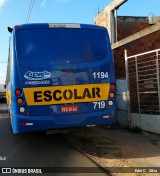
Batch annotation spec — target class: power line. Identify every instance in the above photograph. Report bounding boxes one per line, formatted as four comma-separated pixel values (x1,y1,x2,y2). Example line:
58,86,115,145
25,0,34,23
25,0,35,24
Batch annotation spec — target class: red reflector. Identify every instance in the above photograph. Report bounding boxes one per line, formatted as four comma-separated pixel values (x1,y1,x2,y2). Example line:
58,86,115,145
110,84,115,90
15,89,21,96
19,123,26,126
26,112,30,116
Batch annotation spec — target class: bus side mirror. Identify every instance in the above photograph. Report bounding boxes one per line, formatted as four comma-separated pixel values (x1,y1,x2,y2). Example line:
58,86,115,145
8,27,13,33
4,84,6,89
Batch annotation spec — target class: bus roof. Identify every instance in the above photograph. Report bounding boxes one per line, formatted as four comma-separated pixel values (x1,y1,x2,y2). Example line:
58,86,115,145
13,23,107,31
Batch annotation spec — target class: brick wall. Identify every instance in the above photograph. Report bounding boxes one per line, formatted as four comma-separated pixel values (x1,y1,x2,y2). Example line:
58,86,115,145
113,30,160,79
117,16,150,41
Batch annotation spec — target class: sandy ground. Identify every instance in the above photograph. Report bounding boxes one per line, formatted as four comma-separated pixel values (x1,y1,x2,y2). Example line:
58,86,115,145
66,126,160,176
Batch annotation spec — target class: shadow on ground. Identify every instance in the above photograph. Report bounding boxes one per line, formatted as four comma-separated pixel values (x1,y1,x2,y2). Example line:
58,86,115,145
66,126,160,160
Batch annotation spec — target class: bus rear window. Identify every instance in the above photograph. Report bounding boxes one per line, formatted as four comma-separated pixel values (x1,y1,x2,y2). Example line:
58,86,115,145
16,28,108,65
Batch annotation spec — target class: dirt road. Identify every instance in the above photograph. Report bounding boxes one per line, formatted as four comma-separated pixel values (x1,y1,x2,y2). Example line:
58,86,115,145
67,126,160,176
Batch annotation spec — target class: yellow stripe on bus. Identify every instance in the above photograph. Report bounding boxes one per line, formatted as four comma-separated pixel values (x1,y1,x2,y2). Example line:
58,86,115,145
6,90,11,104
23,83,110,106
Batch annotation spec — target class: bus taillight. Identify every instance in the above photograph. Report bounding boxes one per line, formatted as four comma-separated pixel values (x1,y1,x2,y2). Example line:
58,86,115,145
108,84,115,107
109,92,115,98
15,89,22,96
17,98,23,104
110,84,115,90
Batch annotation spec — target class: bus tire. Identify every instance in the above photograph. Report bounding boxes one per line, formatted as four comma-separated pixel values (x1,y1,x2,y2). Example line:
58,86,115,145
9,111,13,133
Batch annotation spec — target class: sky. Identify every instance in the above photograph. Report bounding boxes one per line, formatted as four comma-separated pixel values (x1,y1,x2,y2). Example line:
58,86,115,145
0,0,160,84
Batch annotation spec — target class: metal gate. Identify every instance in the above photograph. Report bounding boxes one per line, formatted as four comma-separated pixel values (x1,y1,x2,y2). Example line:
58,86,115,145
125,49,160,127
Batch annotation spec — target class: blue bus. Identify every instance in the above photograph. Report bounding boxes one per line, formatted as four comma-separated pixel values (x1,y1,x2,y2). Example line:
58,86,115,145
6,23,116,134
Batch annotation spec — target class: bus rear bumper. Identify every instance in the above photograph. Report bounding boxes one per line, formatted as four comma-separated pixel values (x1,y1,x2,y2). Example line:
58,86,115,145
11,108,116,134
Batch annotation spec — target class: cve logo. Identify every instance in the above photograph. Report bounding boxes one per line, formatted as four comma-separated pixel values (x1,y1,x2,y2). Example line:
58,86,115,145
24,70,51,80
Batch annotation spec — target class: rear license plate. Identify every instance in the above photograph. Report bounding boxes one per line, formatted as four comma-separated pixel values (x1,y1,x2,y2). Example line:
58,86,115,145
60,106,78,112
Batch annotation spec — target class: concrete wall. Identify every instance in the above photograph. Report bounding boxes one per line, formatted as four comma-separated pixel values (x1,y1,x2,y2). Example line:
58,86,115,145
116,79,129,127
131,113,160,134
94,0,127,43
95,8,110,30
0,84,5,92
